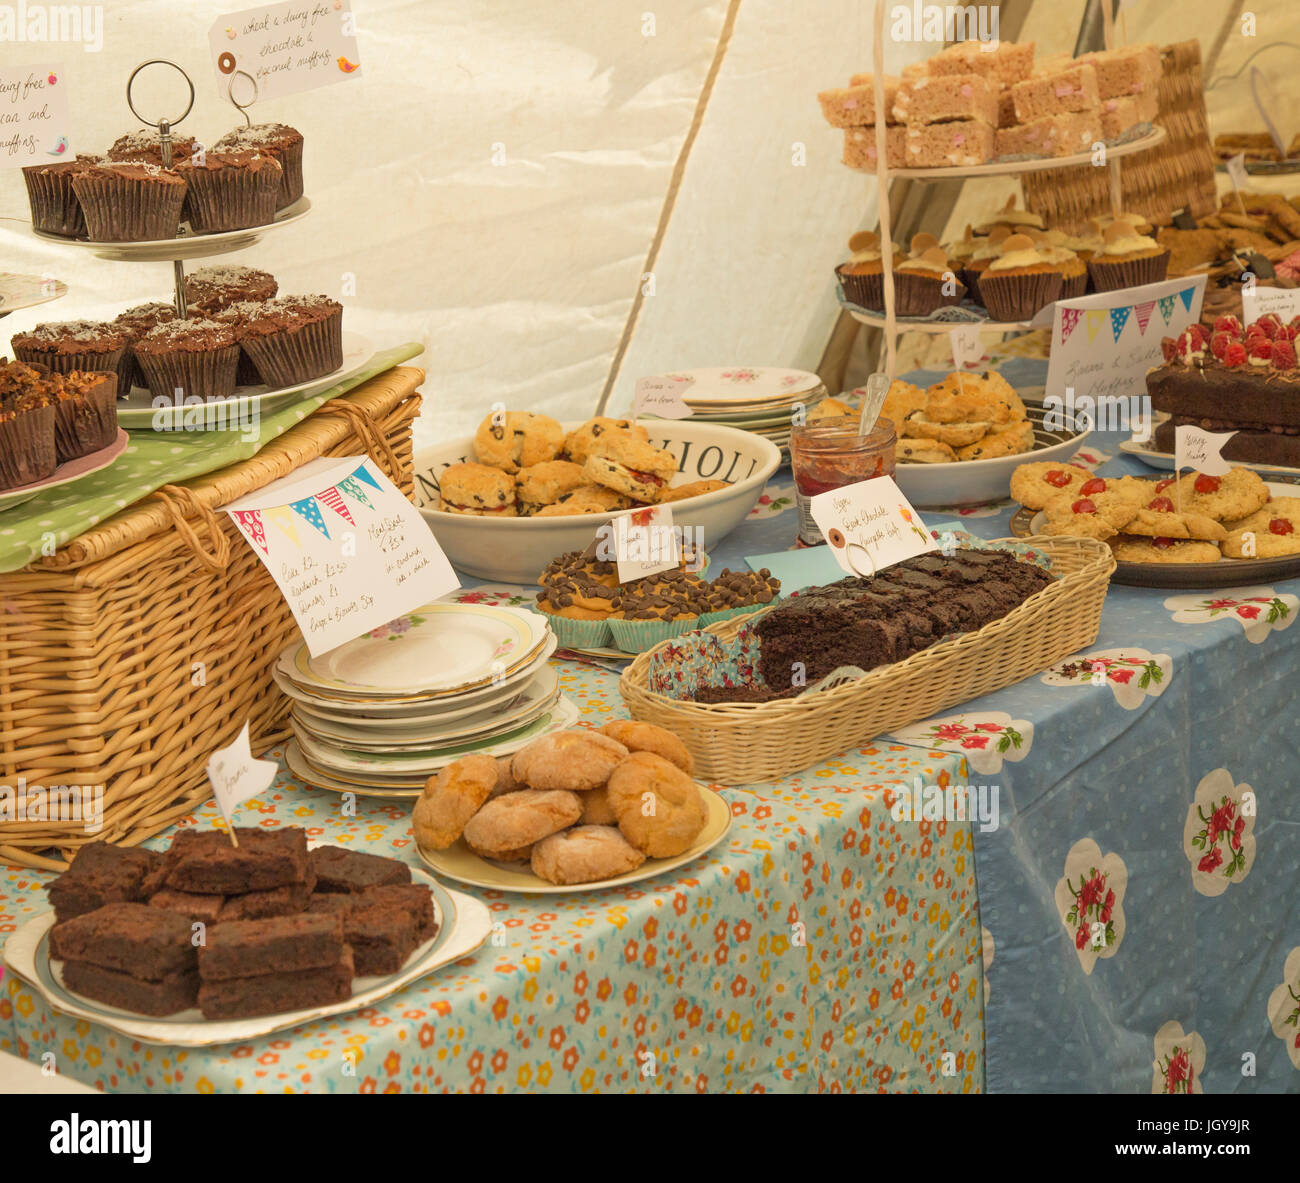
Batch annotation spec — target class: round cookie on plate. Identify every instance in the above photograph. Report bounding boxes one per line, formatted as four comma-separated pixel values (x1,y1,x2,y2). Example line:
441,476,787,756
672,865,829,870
1040,488,1140,540
413,754,498,850
1109,537,1222,564
606,751,708,858
1221,497,1300,558
1170,467,1270,522
582,434,678,502
515,459,585,515
564,417,649,466
530,825,646,885
438,461,517,516
579,786,618,825
474,410,565,473
512,729,629,790
461,788,583,859
1010,461,1094,509
599,719,694,773
488,756,526,799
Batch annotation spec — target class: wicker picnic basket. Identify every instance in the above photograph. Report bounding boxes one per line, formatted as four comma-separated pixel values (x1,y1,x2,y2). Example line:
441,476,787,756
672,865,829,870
619,536,1115,785
1021,40,1218,233
0,366,424,870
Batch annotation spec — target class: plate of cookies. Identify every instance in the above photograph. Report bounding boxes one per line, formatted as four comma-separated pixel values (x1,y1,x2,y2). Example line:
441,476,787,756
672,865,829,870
882,372,1091,508
1010,462,1300,587
412,414,780,582
413,722,732,893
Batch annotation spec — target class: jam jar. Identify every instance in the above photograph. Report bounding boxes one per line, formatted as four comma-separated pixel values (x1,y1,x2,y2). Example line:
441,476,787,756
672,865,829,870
790,415,897,546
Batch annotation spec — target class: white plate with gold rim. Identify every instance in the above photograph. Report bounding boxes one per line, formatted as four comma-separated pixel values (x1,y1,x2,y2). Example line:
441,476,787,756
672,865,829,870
416,787,733,894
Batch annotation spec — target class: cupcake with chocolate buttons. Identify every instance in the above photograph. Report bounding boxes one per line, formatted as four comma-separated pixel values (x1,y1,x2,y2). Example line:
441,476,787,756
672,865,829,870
132,318,240,402
976,233,1064,322
534,575,619,649
437,462,517,517
230,295,343,387
698,567,781,626
607,569,710,653
892,234,966,317
213,123,304,209
71,160,188,242
174,150,283,233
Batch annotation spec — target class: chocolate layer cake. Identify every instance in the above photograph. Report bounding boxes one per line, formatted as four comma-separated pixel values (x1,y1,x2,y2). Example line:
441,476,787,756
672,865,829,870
310,845,411,893
198,947,353,1020
156,826,309,895
62,961,198,1017
47,843,163,922
1152,418,1300,468
754,551,1053,690
197,911,344,981
48,902,197,980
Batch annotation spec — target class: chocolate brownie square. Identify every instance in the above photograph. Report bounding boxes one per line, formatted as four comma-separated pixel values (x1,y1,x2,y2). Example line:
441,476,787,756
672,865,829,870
47,842,163,922
62,960,199,1017
344,902,419,976
148,889,225,926
197,948,354,1020
361,884,438,942
218,878,314,923
48,902,197,980
198,911,344,982
310,845,411,894
306,893,355,917
160,826,309,894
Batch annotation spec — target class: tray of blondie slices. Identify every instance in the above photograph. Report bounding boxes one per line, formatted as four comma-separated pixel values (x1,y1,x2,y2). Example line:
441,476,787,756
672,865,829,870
2,828,491,1046
1009,462,1300,587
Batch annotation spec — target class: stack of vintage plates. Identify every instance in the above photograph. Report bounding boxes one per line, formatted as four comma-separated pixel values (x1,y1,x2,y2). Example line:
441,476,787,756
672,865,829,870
654,366,829,457
275,603,571,798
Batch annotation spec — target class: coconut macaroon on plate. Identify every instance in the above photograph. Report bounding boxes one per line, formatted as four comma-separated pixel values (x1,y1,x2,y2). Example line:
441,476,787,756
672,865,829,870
416,786,732,894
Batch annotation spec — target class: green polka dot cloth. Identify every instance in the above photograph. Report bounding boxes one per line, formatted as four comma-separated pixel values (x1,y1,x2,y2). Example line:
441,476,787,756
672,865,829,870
0,343,423,573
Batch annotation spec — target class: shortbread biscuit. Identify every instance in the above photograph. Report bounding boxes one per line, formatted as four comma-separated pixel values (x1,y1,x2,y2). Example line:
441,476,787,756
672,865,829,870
413,754,498,850
530,825,646,885
606,751,708,858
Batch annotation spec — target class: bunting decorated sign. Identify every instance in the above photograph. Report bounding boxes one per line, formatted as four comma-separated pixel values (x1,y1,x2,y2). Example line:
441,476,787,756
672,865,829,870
1046,275,1207,411
225,456,458,657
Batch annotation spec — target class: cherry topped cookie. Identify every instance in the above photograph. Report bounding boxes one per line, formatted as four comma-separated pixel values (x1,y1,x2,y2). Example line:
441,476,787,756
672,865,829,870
1041,485,1140,540
1170,467,1269,522
1009,461,1094,510
1221,496,1300,558
1108,536,1222,564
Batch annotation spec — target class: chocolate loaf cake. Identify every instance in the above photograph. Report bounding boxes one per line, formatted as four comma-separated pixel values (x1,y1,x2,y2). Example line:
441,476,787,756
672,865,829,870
754,550,1053,691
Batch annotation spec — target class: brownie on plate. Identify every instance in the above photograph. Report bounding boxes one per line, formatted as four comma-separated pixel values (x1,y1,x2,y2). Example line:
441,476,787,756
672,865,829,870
197,911,344,981
62,960,198,1017
48,902,197,980
157,826,309,894
148,888,225,926
197,948,353,1020
217,877,315,923
309,845,411,894
47,843,163,922
361,884,438,943
343,900,419,976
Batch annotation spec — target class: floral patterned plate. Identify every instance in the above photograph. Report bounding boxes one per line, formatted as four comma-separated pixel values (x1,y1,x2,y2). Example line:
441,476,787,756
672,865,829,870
286,604,548,697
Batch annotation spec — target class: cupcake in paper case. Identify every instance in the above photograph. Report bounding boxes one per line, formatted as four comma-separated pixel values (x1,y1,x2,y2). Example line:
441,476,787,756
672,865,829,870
47,371,119,462
233,295,344,389
1030,230,1087,300
70,160,187,243
175,151,283,233
1085,220,1170,293
976,233,1064,322
112,302,179,393
607,568,712,653
0,391,57,491
21,157,98,237
961,224,1011,297
133,319,240,403
835,228,900,311
532,579,617,650
183,265,279,317
106,130,200,167
697,566,781,627
214,122,304,209
10,320,129,381
892,234,967,317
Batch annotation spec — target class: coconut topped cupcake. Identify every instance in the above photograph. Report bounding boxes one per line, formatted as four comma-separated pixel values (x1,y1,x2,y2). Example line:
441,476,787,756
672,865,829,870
107,130,199,166
184,264,279,316
974,194,1044,235
213,122,304,209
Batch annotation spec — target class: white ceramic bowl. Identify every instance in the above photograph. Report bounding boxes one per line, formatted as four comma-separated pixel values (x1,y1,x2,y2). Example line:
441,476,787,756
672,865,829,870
893,404,1091,509
413,420,782,582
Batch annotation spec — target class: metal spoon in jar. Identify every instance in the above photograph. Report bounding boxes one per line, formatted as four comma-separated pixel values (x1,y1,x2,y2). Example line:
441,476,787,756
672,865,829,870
857,371,890,435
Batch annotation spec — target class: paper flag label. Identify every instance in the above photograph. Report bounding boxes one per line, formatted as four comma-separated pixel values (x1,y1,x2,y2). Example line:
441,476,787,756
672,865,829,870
0,64,72,168
1175,425,1235,477
634,375,694,420
209,1,361,103
810,475,936,577
1225,152,1248,192
948,325,983,370
226,455,459,657
593,504,681,583
207,721,277,828
1241,284,1300,324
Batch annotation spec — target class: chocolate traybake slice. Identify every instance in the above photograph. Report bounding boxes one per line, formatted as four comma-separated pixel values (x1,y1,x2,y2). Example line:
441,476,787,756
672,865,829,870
156,826,309,895
47,843,163,923
48,902,197,980
197,911,345,981
310,845,411,894
198,948,353,1020
62,960,198,1017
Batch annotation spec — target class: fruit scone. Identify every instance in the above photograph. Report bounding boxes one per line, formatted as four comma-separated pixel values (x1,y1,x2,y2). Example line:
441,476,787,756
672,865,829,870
582,434,678,502
1222,497,1300,559
532,484,633,517
474,410,565,473
901,371,1033,457
437,462,517,516
515,459,585,515
563,417,649,466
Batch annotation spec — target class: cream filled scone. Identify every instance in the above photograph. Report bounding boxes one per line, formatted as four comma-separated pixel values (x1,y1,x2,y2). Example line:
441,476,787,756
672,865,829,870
474,410,565,473
582,434,678,501
531,484,634,516
515,459,585,515
438,462,517,516
563,417,649,466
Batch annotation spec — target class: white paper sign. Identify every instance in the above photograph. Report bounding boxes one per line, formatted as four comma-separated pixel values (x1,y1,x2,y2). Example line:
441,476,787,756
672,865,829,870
1240,284,1300,325
209,1,361,103
948,325,983,371
1225,152,1249,193
1174,425,1235,477
226,455,459,657
634,375,694,420
1045,275,1207,411
594,504,681,583
0,64,72,167
810,475,937,577
207,721,277,828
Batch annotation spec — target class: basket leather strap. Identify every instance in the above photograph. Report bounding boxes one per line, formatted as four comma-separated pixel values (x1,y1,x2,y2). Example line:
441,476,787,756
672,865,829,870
315,397,401,480
148,484,232,574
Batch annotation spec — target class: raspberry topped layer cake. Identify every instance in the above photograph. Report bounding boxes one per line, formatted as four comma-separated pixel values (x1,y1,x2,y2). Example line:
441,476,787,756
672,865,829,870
1147,314,1300,468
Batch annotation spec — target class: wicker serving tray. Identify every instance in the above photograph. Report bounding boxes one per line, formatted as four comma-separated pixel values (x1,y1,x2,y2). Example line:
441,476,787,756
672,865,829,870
619,536,1115,785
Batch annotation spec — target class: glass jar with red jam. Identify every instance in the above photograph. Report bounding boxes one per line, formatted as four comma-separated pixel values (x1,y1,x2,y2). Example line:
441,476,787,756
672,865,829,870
790,415,897,546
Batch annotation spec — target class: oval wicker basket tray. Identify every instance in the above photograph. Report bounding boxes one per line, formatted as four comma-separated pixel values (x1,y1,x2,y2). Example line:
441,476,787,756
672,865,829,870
618,535,1115,785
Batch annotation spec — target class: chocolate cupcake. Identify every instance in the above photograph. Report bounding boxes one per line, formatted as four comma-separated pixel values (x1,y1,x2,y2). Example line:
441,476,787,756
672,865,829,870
133,319,240,402
10,319,129,380
22,156,98,236
210,301,268,386
233,295,343,388
175,151,282,233
106,131,199,167
71,161,188,242
113,302,178,392
213,122,304,209
183,265,279,317
0,391,58,491
45,370,120,462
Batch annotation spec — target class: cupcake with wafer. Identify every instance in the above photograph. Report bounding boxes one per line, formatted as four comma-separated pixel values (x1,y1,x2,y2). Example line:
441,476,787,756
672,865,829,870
835,229,900,311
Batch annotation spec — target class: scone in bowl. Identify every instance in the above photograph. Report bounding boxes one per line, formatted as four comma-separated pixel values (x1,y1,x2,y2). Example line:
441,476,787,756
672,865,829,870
413,420,782,582
894,401,1091,509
